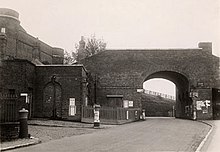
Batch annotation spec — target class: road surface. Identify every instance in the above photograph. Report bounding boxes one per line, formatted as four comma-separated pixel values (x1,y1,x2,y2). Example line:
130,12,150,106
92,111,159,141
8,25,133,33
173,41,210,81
9,118,210,152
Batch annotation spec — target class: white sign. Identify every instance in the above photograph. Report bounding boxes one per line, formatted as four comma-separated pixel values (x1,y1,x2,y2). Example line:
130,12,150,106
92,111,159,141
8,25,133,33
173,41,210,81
69,98,75,106
123,100,129,108
69,106,76,116
137,89,144,93
94,111,100,122
196,101,204,110
196,100,211,110
69,98,76,116
129,101,133,107
20,93,29,103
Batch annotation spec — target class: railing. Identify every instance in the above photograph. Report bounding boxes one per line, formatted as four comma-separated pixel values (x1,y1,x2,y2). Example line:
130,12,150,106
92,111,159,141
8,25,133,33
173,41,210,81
82,106,141,125
0,94,19,123
143,89,175,100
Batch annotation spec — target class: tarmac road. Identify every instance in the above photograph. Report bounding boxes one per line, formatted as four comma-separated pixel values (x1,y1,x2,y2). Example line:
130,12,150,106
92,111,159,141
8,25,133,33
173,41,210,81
9,118,210,152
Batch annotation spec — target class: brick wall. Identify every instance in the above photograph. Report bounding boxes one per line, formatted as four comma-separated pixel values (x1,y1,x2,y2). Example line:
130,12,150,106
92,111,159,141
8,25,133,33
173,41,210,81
1,59,35,94
0,8,64,64
81,45,219,119
34,65,88,121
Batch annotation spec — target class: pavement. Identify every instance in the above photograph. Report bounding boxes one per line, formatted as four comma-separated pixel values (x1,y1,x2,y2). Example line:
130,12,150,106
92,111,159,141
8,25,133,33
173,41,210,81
199,120,220,152
1,119,114,151
5,118,211,152
0,137,40,152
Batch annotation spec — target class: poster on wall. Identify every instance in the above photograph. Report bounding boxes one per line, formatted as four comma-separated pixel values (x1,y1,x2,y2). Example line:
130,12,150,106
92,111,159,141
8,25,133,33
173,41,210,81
196,101,203,110
123,100,129,108
70,98,75,106
69,98,76,116
129,101,133,107
196,100,210,113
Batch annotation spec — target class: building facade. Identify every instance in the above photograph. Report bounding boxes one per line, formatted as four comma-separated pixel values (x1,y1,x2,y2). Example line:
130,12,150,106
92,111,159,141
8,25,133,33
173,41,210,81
0,8,89,125
0,8,64,64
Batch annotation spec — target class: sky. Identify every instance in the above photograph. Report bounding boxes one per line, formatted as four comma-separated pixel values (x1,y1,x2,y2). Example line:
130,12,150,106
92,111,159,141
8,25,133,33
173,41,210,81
1,0,220,96
143,79,176,97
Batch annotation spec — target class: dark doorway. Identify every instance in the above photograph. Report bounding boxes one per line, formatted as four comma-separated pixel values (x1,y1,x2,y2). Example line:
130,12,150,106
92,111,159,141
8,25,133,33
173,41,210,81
43,80,62,119
212,88,220,120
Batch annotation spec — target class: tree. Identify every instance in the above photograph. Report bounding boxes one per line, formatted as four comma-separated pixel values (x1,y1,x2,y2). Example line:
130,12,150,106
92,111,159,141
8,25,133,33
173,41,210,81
85,35,106,56
75,35,107,61
63,51,76,65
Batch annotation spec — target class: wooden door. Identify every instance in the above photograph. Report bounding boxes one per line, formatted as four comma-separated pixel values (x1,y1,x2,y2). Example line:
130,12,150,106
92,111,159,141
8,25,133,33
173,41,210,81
43,82,62,118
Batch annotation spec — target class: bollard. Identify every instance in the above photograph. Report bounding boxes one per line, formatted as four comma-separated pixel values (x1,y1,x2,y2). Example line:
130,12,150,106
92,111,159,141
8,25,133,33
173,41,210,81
142,109,146,120
93,104,101,128
19,108,29,138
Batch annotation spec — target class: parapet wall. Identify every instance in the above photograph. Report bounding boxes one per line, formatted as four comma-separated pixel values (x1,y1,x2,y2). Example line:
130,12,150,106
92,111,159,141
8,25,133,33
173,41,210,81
0,8,64,64
0,8,19,22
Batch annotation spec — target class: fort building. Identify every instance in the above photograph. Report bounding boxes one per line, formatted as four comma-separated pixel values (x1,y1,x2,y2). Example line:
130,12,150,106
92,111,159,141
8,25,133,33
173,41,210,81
0,8,89,138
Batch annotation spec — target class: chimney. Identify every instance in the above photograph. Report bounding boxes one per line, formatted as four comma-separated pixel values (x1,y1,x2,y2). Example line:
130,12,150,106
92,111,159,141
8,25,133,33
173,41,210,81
79,36,85,49
198,42,212,54
77,36,87,62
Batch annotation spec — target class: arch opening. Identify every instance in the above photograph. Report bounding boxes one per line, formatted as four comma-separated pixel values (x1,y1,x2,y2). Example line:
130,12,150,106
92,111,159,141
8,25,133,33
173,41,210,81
142,71,192,119
43,80,62,119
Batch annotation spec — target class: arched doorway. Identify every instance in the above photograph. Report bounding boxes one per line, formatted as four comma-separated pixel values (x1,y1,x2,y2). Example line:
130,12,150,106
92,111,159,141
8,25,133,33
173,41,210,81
43,76,62,118
143,71,192,119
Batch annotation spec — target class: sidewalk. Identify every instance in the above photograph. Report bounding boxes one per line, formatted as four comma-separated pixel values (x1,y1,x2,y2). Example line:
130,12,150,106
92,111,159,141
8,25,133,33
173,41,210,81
0,119,115,151
0,137,40,151
199,120,220,152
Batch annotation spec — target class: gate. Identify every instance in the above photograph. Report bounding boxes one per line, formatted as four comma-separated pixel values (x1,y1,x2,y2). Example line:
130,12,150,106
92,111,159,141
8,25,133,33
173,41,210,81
0,94,19,122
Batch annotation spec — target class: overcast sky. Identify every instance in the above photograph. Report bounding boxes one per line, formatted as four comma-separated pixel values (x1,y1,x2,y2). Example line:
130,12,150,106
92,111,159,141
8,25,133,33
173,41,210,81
1,0,219,96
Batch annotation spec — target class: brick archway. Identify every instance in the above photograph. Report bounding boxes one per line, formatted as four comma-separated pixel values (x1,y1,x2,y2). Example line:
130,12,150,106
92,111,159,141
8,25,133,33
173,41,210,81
43,77,62,118
144,71,192,118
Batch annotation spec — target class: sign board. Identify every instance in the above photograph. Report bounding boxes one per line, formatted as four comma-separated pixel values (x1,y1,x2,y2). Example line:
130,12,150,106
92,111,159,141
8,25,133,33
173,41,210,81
20,93,29,103
69,106,76,116
129,101,133,107
94,111,100,122
123,100,129,108
137,89,144,93
69,98,75,106
69,98,76,116
196,101,204,110
196,100,211,110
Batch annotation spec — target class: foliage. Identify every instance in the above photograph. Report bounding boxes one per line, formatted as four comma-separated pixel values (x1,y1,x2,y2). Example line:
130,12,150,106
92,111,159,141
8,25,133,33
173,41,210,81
63,51,76,65
84,35,106,56
75,35,107,61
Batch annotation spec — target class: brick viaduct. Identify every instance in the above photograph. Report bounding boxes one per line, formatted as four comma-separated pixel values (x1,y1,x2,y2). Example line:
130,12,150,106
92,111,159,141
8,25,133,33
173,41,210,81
81,43,220,120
